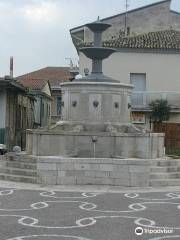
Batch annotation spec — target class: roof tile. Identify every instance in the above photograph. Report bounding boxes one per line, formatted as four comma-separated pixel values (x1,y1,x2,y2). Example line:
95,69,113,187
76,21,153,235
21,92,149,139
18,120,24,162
18,78,48,90
79,30,180,51
17,67,77,87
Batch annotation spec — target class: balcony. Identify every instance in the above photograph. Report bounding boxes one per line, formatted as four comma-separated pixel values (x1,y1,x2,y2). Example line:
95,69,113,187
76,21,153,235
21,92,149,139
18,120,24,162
131,91,180,112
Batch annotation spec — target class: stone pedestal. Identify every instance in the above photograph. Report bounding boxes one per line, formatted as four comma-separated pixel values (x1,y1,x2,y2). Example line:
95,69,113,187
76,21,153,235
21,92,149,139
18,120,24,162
61,81,132,124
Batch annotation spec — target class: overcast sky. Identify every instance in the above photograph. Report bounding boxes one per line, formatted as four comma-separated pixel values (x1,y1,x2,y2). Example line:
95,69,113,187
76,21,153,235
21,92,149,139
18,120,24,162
0,0,179,77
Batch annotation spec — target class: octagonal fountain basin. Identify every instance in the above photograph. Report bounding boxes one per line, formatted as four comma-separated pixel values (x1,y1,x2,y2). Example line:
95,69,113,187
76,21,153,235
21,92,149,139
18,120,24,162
26,127,164,159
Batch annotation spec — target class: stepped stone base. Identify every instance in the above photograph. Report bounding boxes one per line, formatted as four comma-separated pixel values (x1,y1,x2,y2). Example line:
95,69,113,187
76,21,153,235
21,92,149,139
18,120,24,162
150,159,180,186
1,153,180,187
37,157,150,187
0,153,37,184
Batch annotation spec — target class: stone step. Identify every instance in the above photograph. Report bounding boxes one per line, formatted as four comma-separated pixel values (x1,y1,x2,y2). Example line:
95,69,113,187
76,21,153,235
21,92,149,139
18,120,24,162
6,155,37,164
150,172,180,179
0,174,37,184
1,161,37,170
21,155,37,163
149,179,180,187
151,166,180,173
151,159,180,167
0,167,37,177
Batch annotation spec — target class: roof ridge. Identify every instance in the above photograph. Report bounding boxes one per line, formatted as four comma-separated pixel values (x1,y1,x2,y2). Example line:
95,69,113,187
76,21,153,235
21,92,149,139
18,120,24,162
17,66,70,78
16,67,74,87
106,29,180,42
18,78,49,91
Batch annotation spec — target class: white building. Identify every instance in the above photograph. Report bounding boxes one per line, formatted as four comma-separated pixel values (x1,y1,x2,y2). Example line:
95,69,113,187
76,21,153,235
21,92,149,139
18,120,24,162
70,0,180,126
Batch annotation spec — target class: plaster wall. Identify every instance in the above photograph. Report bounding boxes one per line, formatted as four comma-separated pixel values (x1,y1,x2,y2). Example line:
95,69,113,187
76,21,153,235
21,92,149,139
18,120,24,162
79,51,180,92
80,1,178,42
42,83,51,96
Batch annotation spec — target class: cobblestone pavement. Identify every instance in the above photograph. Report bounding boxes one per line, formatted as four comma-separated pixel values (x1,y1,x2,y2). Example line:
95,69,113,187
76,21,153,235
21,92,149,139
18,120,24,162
0,186,180,240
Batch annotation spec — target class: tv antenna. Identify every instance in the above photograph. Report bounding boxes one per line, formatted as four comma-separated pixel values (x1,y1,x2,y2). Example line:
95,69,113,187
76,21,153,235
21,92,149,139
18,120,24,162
65,58,79,68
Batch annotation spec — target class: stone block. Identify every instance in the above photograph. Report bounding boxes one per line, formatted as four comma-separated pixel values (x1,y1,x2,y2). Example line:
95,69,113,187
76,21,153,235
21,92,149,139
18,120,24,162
130,173,149,187
57,176,76,185
99,164,113,171
37,163,57,171
129,165,149,173
38,173,57,185
57,163,74,171
112,159,129,165
89,164,100,171
113,178,130,186
57,171,66,177
65,170,85,177
85,171,110,178
76,177,112,185
74,163,91,170
112,165,129,172
110,171,129,178
40,170,57,177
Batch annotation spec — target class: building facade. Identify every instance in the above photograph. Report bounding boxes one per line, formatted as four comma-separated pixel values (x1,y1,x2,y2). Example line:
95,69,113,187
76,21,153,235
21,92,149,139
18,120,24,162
17,67,79,123
71,0,179,45
17,78,52,128
79,29,180,126
0,76,35,150
71,0,180,127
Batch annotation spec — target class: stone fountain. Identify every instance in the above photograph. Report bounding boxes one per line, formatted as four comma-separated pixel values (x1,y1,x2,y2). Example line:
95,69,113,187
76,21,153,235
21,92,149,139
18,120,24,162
26,20,164,186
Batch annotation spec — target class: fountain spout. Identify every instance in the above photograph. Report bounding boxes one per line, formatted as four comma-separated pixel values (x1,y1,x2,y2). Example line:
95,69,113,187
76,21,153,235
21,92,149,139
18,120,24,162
92,136,98,158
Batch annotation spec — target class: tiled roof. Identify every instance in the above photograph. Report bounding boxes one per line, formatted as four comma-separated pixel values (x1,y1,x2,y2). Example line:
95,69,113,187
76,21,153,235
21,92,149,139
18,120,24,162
0,77,26,91
18,78,48,91
104,30,180,50
80,30,180,51
17,67,77,87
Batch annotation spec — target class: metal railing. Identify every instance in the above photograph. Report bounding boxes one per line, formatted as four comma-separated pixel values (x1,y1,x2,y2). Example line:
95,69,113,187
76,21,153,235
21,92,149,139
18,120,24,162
131,91,180,110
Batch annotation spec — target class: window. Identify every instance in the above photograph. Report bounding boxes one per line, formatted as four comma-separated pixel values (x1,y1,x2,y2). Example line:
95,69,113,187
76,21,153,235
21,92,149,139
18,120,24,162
57,96,62,115
130,74,146,91
130,73,146,106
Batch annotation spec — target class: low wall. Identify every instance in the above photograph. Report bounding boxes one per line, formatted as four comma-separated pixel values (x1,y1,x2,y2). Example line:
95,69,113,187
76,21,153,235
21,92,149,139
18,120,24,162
27,131,164,159
37,157,150,187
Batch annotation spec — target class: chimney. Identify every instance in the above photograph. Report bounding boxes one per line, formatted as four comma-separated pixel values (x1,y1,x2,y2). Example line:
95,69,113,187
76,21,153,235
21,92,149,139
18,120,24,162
10,56,13,79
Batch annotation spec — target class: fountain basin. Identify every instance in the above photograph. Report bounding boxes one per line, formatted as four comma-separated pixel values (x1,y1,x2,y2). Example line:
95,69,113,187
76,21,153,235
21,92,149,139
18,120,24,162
26,129,164,159
25,19,165,187
86,22,111,32
26,80,164,159
80,47,116,60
